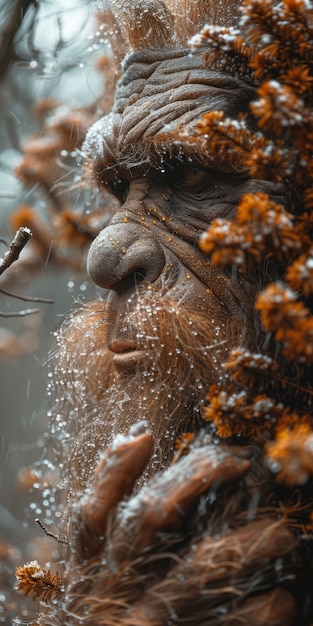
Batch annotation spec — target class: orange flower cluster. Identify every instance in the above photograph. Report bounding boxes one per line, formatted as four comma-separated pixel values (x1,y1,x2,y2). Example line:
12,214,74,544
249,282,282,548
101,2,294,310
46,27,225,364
266,423,313,486
286,248,313,296
224,347,276,388
243,0,313,80
15,560,62,604
195,0,313,491
190,25,251,77
256,283,313,363
204,385,285,439
199,192,300,270
195,111,293,183
193,0,313,193
174,432,195,460
195,111,252,174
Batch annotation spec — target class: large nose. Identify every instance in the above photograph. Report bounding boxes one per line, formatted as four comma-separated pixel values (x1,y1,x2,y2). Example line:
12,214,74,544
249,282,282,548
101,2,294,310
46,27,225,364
87,222,165,293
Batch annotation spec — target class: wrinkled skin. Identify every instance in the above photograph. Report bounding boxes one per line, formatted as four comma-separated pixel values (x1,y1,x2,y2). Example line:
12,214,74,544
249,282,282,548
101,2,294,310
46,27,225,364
86,48,285,379
43,46,299,625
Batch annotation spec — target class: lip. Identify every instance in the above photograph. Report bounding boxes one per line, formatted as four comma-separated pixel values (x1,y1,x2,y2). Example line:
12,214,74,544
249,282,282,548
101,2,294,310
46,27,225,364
109,339,147,372
109,339,138,353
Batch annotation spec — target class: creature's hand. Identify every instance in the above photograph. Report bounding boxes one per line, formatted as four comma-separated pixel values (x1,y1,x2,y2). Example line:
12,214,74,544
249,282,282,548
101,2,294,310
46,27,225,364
62,428,298,626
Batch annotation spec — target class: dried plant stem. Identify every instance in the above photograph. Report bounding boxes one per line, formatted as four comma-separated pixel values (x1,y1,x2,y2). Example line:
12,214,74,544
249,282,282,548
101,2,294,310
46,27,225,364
35,518,68,545
0,286,53,304
0,227,32,276
0,308,39,317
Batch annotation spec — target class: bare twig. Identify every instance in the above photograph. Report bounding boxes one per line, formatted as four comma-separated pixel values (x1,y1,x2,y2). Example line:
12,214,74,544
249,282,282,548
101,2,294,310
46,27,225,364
0,286,54,304
35,518,68,545
0,226,32,276
0,308,39,317
0,227,49,317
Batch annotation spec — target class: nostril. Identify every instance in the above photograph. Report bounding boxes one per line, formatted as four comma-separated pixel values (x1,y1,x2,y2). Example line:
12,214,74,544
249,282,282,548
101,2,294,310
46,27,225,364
115,267,146,294
134,268,146,282
87,225,165,291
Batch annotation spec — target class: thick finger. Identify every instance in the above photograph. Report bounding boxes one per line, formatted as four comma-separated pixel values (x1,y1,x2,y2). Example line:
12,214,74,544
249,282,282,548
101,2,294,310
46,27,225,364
76,431,153,556
141,446,251,531
110,444,251,556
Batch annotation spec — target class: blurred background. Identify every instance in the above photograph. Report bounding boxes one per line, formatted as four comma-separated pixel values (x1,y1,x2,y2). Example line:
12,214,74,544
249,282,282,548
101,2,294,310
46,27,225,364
0,1,108,619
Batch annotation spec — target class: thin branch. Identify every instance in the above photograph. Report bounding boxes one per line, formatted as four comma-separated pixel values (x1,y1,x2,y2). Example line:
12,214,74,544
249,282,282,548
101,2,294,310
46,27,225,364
0,227,54,316
0,227,32,276
0,308,39,317
0,286,54,304
36,518,69,545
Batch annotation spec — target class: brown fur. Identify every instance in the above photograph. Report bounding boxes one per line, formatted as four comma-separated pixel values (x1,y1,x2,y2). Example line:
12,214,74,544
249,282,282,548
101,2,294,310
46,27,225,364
101,0,240,61
50,290,249,499
39,433,299,625
24,1,310,624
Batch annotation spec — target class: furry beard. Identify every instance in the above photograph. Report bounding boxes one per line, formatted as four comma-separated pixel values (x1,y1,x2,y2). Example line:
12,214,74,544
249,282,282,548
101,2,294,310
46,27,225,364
31,293,301,626
49,289,252,499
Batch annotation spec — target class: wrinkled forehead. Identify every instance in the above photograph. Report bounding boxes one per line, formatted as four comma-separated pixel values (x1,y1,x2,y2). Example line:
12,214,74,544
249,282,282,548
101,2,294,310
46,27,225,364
84,47,255,174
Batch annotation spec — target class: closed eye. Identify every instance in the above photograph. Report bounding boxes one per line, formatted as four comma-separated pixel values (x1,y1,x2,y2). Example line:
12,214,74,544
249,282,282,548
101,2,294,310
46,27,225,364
182,166,208,187
170,165,208,191
162,159,208,189
109,178,130,203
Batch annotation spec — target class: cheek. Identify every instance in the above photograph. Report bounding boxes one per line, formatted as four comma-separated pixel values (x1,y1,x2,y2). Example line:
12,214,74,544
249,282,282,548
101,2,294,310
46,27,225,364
165,270,218,311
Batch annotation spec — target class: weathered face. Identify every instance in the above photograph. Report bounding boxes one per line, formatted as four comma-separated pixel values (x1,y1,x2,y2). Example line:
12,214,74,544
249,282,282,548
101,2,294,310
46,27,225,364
86,49,260,377
77,47,284,467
